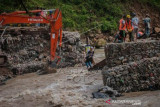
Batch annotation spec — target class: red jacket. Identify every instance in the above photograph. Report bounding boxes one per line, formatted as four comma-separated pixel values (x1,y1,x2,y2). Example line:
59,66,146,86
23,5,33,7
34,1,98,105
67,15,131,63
119,19,126,30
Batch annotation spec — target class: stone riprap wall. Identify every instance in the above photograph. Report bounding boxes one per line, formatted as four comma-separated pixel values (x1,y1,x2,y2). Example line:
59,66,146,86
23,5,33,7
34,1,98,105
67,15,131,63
102,57,160,92
105,40,160,67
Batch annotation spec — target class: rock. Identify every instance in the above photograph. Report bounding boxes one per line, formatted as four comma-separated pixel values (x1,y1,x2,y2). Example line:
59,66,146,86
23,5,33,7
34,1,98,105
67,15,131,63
94,38,106,48
40,43,44,48
155,27,160,33
67,45,72,52
108,36,114,42
122,58,128,63
89,34,94,38
39,54,44,59
19,50,28,56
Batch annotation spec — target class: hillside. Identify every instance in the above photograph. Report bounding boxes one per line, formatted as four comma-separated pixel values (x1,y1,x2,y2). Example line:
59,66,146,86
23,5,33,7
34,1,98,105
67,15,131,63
0,0,160,34
1,1,160,107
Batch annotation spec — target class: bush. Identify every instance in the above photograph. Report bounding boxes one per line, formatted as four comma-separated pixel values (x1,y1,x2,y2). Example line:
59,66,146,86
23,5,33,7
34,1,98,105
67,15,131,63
1,0,159,34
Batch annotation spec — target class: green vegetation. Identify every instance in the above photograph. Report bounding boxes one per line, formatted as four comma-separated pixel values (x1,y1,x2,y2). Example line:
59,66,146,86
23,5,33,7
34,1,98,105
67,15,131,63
0,0,160,34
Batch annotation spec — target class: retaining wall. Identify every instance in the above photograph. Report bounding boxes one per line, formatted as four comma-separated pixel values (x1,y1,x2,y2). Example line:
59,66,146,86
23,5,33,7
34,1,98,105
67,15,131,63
102,40,160,92
105,40,160,67
102,57,160,92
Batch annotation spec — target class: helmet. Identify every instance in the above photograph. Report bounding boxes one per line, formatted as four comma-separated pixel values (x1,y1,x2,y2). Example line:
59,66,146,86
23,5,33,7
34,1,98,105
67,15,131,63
127,15,131,18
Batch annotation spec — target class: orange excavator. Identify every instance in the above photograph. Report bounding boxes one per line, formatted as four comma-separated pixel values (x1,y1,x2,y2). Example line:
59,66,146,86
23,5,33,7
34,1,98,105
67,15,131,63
0,9,62,61
0,9,63,73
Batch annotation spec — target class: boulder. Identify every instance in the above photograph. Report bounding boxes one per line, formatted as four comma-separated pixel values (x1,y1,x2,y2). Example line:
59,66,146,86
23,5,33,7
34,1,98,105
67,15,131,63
155,27,160,33
94,38,106,48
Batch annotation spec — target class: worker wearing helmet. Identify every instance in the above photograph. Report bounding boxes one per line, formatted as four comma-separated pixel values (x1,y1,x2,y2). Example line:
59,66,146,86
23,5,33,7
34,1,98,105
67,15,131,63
126,15,134,42
119,15,126,42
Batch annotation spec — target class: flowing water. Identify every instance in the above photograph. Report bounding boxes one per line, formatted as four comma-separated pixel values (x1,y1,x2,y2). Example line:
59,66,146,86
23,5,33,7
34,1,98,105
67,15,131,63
0,48,160,107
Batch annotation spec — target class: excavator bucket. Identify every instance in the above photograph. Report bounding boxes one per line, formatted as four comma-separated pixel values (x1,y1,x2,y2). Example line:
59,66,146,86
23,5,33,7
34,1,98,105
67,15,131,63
36,56,61,75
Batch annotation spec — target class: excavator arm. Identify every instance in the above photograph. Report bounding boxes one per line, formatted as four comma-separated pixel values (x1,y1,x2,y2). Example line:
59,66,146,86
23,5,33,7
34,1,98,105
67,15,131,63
0,9,62,61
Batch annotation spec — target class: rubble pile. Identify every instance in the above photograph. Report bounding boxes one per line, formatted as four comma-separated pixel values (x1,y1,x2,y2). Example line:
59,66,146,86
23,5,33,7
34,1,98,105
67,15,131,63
105,40,160,67
0,27,84,73
102,57,160,92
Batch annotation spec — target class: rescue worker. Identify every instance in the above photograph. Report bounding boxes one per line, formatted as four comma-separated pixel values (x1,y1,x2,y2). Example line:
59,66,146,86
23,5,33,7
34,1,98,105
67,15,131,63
85,47,94,69
132,13,139,41
85,44,91,53
114,31,123,43
119,15,126,42
126,15,134,42
143,14,151,37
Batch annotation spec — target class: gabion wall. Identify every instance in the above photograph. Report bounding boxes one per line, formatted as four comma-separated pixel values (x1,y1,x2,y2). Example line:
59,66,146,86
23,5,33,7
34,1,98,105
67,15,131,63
105,40,160,67
102,57,160,92
102,40,160,92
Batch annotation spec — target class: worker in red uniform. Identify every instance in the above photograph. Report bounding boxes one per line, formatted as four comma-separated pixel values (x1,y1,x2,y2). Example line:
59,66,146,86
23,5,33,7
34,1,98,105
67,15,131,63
119,15,126,42
126,15,134,42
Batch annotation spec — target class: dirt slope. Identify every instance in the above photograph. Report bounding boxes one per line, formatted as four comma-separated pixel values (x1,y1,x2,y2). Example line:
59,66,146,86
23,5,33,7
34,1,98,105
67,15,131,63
124,0,160,30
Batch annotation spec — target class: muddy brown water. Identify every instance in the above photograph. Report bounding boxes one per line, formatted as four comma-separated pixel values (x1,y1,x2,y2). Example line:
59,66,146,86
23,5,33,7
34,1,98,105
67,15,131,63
0,48,160,107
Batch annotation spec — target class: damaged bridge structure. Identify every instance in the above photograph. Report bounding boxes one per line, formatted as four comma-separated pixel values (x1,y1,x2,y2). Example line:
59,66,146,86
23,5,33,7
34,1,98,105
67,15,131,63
102,40,160,93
